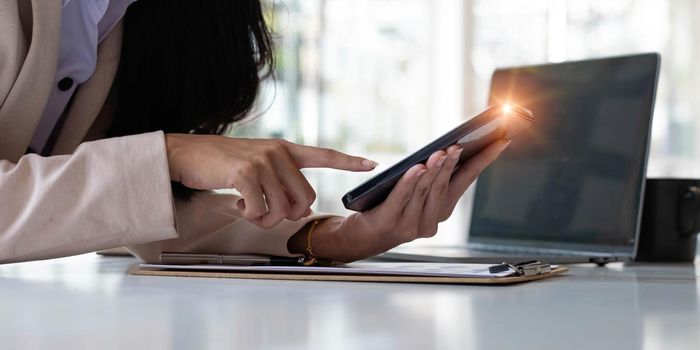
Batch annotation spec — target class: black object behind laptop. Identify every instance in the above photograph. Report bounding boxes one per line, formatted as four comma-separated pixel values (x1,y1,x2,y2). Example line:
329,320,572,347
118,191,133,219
636,178,700,262
382,53,661,265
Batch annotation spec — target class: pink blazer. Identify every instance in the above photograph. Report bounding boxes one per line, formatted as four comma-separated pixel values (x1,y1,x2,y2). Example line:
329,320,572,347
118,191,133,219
0,0,330,264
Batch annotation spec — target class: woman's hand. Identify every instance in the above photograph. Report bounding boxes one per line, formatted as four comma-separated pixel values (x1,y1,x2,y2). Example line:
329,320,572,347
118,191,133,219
165,134,377,228
288,140,510,262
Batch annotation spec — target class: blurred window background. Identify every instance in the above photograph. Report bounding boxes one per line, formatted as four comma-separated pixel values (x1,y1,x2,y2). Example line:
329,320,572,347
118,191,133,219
231,0,700,245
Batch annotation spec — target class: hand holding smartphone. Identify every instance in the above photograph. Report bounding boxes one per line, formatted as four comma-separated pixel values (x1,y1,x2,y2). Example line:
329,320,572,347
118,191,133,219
342,103,533,212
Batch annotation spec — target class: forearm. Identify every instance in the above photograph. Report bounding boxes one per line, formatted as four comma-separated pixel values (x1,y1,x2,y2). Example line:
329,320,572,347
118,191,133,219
127,190,340,262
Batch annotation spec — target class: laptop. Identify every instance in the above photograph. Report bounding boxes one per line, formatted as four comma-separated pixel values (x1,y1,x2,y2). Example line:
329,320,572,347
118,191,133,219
381,53,661,265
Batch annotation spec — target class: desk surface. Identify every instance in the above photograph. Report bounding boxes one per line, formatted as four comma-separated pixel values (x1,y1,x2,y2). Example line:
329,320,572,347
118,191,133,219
0,254,698,350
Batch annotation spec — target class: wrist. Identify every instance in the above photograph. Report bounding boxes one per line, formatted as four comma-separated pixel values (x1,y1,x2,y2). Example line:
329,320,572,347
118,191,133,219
287,217,344,261
164,133,183,182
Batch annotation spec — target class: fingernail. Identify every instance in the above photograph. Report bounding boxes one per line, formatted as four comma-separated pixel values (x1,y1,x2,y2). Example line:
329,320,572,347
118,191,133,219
436,156,447,167
416,169,427,177
362,159,379,169
451,148,463,160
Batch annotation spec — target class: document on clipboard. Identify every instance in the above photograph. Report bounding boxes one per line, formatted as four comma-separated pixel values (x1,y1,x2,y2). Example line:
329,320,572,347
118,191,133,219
132,258,568,285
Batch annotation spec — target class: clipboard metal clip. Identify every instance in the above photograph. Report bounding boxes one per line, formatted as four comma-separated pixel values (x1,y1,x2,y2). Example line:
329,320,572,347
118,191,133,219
489,260,552,276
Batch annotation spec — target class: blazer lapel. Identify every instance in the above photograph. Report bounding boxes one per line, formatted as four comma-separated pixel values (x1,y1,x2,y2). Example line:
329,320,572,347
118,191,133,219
52,21,124,155
0,0,61,163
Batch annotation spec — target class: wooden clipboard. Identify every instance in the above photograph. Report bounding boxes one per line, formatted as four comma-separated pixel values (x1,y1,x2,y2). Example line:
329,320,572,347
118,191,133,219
129,265,568,285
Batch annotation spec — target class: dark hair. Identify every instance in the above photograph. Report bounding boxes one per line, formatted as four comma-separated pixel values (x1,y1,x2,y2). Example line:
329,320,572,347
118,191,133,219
109,0,275,198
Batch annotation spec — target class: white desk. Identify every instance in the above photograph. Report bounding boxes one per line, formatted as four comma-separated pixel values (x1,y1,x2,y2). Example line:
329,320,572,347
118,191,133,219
0,254,698,350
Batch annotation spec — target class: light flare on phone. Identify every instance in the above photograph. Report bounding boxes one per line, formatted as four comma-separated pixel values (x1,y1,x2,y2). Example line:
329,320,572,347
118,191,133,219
502,103,512,114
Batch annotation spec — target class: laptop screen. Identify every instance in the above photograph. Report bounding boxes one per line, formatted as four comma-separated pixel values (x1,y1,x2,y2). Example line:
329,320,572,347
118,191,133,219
469,53,660,256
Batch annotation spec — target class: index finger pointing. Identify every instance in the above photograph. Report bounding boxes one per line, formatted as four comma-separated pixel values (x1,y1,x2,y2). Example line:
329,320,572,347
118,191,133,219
286,143,378,171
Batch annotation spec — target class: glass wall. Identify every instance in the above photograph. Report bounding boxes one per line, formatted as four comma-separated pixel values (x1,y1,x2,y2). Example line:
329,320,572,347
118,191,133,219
470,0,700,171
232,0,700,244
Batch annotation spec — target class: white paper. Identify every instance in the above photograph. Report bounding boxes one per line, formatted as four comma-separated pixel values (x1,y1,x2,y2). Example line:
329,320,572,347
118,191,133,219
139,262,516,278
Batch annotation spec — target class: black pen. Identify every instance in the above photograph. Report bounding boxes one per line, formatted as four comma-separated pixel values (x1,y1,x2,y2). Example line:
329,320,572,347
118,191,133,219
160,252,305,266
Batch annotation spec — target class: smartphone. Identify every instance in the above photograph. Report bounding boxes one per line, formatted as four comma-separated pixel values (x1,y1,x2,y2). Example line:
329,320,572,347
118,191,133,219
342,103,533,212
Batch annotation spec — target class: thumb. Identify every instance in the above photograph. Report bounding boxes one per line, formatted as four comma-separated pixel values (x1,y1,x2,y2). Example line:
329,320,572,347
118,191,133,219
286,143,378,171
